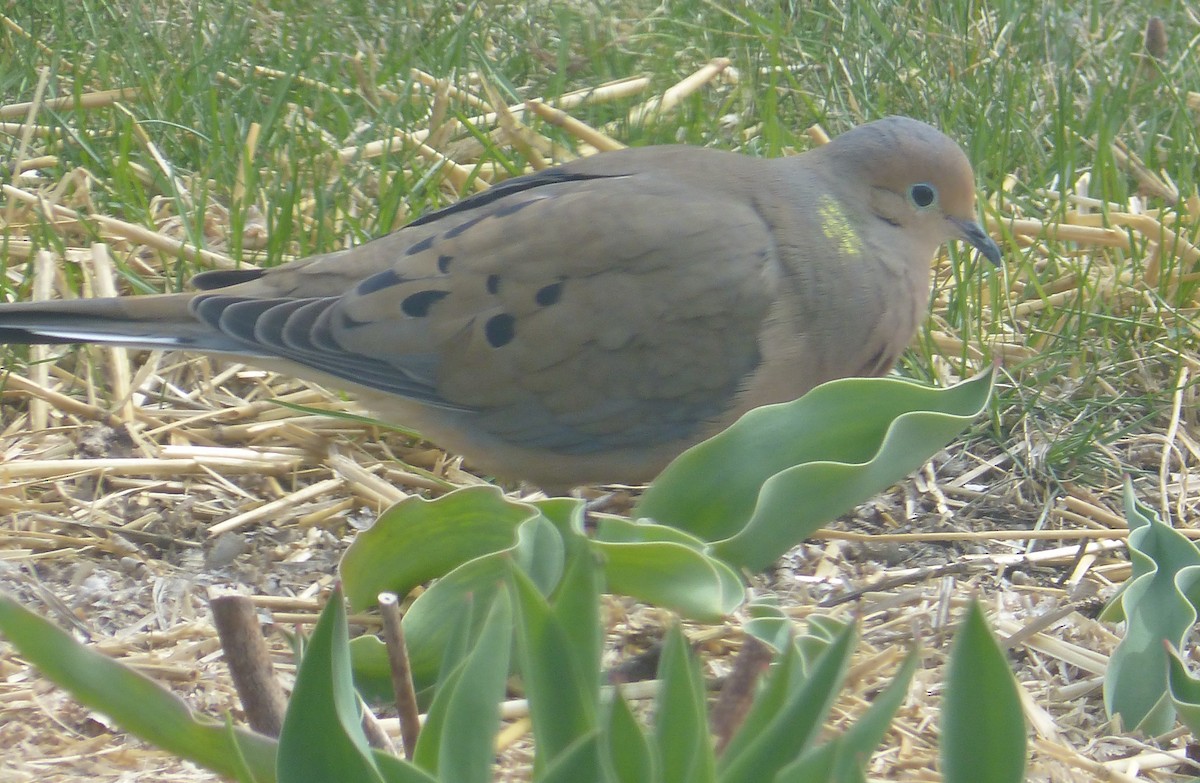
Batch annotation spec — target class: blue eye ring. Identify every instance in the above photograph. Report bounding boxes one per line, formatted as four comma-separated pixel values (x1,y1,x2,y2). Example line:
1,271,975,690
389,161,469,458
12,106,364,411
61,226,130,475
909,183,937,209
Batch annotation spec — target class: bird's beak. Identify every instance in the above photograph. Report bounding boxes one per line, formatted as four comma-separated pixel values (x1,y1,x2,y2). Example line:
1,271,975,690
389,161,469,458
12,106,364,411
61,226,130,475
951,217,1002,266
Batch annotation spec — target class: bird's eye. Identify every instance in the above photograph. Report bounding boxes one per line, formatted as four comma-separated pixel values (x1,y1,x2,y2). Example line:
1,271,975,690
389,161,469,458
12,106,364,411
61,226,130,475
908,183,937,209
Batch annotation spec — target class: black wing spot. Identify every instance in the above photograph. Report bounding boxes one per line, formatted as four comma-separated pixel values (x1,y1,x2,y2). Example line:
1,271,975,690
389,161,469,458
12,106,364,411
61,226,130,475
484,313,516,347
357,268,405,295
401,289,450,317
443,213,488,239
437,254,453,274
535,281,563,307
405,235,436,255
493,197,539,218
486,274,501,295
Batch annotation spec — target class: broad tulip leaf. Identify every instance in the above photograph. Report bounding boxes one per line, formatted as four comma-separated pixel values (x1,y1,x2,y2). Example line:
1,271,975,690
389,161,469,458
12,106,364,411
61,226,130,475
637,371,992,571
340,485,542,610
509,563,601,769
1104,479,1200,734
278,586,384,783
536,733,606,783
655,624,717,783
390,554,507,691
596,538,745,621
412,590,512,782
719,622,856,782
1166,643,1200,736
778,645,920,783
601,688,655,783
349,634,400,706
0,594,275,782
941,602,1026,783
742,598,792,653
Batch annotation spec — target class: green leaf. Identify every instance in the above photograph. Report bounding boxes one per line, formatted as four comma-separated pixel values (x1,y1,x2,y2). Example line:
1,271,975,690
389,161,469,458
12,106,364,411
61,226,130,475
941,602,1026,783
596,538,745,621
390,553,508,691
601,689,656,783
547,529,605,705
1103,479,1200,734
637,371,992,571
794,617,848,675
803,616,849,644
592,515,746,619
530,496,590,535
349,634,397,706
277,586,383,783
412,586,511,783
721,614,855,769
358,500,575,696
715,640,797,768
509,563,601,770
536,732,606,783
655,624,717,783
778,646,920,783
373,753,441,783
1166,643,1200,736
340,485,543,611
413,588,513,782
827,646,919,782
742,598,793,653
594,515,714,548
719,622,856,782
514,512,567,595
0,594,276,783
771,742,837,783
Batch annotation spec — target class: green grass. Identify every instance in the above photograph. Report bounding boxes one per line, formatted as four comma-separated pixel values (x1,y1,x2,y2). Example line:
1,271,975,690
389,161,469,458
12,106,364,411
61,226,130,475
3,0,1200,490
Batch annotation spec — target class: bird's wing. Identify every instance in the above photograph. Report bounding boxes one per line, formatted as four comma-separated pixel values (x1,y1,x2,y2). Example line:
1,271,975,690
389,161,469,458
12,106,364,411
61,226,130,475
193,152,781,452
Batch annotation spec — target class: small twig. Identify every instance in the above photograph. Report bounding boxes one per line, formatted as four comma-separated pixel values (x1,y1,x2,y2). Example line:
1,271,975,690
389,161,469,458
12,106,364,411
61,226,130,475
210,593,288,737
481,78,548,170
379,592,421,759
0,372,123,426
207,477,346,536
0,86,141,119
1161,366,1189,523
28,249,55,430
621,58,731,128
360,707,397,754
524,99,625,153
86,243,135,423
1,183,238,269
821,562,973,607
1001,601,1093,650
710,634,773,756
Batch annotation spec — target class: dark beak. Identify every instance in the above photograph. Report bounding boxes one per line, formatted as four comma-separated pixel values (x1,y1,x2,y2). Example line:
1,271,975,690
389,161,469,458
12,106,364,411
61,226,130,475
951,217,1002,266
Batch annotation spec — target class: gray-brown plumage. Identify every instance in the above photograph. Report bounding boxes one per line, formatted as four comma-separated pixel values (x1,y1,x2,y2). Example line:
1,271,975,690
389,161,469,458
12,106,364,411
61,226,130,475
0,116,1001,489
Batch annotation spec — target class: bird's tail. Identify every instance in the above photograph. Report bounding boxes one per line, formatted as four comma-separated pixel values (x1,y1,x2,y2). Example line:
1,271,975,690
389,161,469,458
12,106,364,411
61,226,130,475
0,294,258,355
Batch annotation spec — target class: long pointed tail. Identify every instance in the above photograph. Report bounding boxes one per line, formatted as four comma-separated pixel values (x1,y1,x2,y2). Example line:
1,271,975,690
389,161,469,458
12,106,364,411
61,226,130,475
0,293,261,355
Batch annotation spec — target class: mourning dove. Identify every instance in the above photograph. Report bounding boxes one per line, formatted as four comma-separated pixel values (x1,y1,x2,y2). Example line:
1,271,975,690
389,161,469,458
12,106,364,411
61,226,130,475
0,116,1000,490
